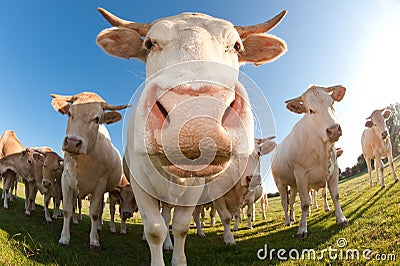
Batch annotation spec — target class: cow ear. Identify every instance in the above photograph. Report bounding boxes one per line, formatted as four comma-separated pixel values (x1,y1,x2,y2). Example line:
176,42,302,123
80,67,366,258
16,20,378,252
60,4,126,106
330,86,346,102
97,27,146,62
238,34,287,66
383,109,392,120
260,140,276,156
101,111,122,124
50,96,71,115
285,99,305,114
365,120,374,128
33,153,44,164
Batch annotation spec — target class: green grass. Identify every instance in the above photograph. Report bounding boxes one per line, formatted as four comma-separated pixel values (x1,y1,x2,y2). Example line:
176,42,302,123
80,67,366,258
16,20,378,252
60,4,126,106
1,157,399,265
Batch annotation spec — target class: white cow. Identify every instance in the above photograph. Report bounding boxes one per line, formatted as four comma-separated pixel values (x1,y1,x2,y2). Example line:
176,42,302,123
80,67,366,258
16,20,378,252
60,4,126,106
271,85,348,238
97,8,286,265
51,92,129,251
240,185,269,229
361,109,399,188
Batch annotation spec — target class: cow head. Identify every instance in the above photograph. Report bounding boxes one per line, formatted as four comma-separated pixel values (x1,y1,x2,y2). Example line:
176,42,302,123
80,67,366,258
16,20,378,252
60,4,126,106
0,149,34,180
96,9,287,179
241,137,276,188
285,85,346,143
365,108,391,140
51,92,129,155
33,151,63,188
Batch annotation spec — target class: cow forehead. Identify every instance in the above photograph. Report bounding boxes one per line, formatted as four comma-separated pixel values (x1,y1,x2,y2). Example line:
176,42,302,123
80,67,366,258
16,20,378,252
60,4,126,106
370,110,384,121
148,13,238,41
303,87,333,107
70,102,103,116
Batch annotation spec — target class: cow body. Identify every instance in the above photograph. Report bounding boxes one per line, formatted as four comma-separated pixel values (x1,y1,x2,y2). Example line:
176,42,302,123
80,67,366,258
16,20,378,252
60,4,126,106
0,130,25,207
271,85,348,238
241,185,268,229
361,109,399,188
51,92,128,250
97,8,286,265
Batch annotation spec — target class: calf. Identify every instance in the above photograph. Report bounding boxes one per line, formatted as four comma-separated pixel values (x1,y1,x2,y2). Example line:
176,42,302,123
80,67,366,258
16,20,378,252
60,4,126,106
109,173,138,234
272,85,348,238
51,92,129,250
213,137,276,244
240,185,268,229
361,109,399,188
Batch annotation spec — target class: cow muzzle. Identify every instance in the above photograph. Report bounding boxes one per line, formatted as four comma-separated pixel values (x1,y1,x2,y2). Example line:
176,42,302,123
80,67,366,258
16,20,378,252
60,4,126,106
62,136,83,154
326,124,342,142
121,211,133,219
42,179,52,188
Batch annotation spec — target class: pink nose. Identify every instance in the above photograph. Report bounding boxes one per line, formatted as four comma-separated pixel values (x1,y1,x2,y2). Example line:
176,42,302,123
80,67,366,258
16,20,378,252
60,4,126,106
326,124,342,142
382,130,388,139
63,136,82,154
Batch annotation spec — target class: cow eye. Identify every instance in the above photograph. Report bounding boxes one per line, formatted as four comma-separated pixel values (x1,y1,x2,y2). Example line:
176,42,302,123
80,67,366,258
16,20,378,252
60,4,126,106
94,116,100,124
67,111,71,117
309,109,315,114
234,42,241,52
144,38,154,50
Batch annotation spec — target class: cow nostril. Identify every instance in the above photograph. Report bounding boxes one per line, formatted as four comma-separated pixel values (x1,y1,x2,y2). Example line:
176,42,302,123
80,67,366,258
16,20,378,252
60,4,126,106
382,131,388,139
337,125,342,133
64,137,69,146
75,140,82,149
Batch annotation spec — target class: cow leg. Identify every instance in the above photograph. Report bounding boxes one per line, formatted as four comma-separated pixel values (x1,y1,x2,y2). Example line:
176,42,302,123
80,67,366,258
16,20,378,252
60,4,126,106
161,204,173,251
52,193,61,220
72,192,80,225
214,202,235,245
193,205,206,237
322,186,330,211
233,213,239,231
1,178,4,200
59,184,74,247
311,189,318,209
200,206,206,227
88,191,105,250
25,183,38,216
289,186,297,224
387,154,399,183
209,206,216,227
327,167,348,227
260,196,266,220
131,180,167,266
171,206,196,265
295,172,310,238
376,159,385,188
44,193,52,222
109,194,117,233
3,170,15,209
365,157,373,187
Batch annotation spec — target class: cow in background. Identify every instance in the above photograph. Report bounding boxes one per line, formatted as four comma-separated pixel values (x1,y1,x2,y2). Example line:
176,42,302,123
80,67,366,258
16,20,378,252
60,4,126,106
361,108,399,188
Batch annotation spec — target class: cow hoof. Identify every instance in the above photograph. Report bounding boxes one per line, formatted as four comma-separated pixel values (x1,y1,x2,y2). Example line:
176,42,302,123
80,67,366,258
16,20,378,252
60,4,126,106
110,230,116,234
120,231,126,235
296,232,308,238
25,211,31,216
324,208,331,212
225,240,236,246
58,240,69,247
381,185,386,189
90,244,101,252
285,222,291,226
197,232,206,238
395,179,399,184
46,220,52,224
338,219,349,226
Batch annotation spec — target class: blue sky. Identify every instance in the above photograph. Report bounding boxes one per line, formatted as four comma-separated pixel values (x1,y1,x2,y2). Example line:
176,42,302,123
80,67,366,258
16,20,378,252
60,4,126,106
1,1,400,192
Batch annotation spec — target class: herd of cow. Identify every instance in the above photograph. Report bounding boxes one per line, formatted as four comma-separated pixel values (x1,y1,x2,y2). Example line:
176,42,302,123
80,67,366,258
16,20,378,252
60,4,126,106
1,7,399,265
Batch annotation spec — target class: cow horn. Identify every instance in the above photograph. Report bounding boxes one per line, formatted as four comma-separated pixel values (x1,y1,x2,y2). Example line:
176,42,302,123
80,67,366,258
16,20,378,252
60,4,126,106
267,135,276,140
97,7,151,36
50,94,74,102
235,10,286,39
284,96,301,104
101,103,130,111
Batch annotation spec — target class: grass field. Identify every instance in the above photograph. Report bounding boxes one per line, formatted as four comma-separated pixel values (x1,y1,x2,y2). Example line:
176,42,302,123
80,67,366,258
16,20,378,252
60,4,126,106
0,157,399,265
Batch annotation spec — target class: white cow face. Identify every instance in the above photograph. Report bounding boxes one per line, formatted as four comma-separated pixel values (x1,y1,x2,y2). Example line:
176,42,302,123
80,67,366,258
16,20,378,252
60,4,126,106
285,85,346,143
96,9,287,179
51,92,129,155
365,109,391,140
